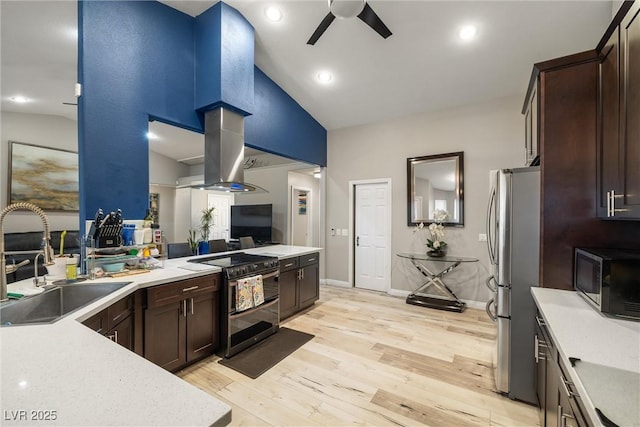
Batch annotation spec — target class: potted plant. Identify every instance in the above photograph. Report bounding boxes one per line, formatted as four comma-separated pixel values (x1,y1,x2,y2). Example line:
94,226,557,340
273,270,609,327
187,229,198,255
414,209,449,257
197,207,215,255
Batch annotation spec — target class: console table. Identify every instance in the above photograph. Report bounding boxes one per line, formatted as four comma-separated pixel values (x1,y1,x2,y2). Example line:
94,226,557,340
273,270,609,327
397,253,479,312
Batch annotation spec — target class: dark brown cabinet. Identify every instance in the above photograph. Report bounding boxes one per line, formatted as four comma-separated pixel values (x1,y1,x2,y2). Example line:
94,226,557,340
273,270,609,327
534,313,589,427
278,253,320,321
598,2,640,219
523,84,539,166
144,274,221,372
82,292,135,351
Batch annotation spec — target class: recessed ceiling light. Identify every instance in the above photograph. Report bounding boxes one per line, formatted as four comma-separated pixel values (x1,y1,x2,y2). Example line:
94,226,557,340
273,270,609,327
317,71,333,84
9,96,30,104
146,132,158,140
265,6,282,22
459,25,477,41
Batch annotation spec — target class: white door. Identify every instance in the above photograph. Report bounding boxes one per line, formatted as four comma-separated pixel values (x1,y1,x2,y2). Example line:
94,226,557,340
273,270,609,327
354,182,390,292
291,187,312,246
207,193,233,240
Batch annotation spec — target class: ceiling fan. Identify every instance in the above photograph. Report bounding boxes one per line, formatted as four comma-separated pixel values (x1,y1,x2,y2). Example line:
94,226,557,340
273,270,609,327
307,0,392,45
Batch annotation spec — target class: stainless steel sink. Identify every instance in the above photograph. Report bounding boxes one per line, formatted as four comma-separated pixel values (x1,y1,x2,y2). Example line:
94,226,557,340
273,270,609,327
0,282,130,326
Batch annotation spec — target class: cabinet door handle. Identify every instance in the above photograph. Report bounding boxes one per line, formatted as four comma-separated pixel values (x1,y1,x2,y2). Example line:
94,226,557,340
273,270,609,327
609,190,627,217
182,300,187,317
108,330,119,343
561,412,575,427
182,285,199,292
190,298,194,315
301,269,304,280
535,315,546,327
560,375,579,399
557,405,562,427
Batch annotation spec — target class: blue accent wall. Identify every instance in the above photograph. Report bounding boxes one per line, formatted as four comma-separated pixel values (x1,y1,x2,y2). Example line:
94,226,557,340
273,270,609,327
79,0,326,231
79,0,198,225
195,2,254,114
246,68,327,166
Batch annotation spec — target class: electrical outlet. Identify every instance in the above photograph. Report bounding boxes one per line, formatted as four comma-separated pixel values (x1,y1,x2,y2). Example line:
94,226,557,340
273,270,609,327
479,233,487,242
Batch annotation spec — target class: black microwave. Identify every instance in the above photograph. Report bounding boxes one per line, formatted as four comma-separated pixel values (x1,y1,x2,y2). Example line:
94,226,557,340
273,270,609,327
574,248,640,319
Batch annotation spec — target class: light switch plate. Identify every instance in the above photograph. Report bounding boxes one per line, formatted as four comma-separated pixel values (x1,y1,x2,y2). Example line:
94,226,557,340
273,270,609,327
341,229,348,236
479,233,487,242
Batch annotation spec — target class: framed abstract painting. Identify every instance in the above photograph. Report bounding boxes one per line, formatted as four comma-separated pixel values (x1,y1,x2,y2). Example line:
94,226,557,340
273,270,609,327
8,141,79,211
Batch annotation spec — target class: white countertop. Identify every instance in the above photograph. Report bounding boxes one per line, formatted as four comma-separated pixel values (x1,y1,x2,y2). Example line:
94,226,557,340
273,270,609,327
531,288,640,427
1,245,322,426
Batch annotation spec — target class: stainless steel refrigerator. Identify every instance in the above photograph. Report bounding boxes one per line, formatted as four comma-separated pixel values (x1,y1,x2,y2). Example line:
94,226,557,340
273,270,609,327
486,167,540,404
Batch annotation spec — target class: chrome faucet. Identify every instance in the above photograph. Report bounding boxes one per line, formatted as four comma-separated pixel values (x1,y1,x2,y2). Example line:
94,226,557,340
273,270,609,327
33,252,47,287
1,203,54,302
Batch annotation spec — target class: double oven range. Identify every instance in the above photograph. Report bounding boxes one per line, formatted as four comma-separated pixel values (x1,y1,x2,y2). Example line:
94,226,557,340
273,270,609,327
191,253,280,358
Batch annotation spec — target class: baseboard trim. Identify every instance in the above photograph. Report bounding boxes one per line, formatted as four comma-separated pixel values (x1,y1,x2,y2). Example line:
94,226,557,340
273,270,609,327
321,283,487,310
322,279,351,288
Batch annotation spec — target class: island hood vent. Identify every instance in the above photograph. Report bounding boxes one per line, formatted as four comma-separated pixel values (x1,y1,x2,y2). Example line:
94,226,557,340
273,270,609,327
196,107,264,193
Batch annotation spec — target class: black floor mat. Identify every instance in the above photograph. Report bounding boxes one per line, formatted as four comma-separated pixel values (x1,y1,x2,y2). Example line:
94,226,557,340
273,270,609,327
218,327,314,379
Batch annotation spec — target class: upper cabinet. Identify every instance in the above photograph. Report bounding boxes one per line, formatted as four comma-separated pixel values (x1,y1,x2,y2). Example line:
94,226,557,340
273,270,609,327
598,1,640,219
523,84,539,166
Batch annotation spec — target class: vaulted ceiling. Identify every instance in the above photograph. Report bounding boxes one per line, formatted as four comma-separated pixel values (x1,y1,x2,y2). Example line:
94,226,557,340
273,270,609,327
1,1,614,141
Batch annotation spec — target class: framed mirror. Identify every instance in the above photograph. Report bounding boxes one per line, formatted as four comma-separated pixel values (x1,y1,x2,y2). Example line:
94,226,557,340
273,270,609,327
407,151,464,227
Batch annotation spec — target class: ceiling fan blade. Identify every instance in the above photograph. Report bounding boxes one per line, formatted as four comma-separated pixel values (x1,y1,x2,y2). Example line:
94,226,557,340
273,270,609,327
357,2,392,39
307,12,336,45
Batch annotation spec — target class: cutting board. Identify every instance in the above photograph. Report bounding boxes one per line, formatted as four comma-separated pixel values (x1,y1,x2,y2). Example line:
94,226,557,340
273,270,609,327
105,269,151,278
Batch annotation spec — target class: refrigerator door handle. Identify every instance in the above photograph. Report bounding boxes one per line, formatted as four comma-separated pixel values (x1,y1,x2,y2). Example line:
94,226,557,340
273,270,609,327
486,186,497,264
497,284,511,318
486,275,498,292
486,298,497,321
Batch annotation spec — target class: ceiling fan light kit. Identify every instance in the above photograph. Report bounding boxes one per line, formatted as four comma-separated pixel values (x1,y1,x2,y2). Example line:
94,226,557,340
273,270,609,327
307,0,392,45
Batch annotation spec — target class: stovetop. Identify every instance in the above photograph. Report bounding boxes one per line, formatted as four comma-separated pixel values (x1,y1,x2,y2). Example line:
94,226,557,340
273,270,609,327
189,253,279,280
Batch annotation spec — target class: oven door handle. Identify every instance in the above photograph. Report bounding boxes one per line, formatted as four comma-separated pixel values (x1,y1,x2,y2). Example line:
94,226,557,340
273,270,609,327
228,270,279,286
261,270,279,281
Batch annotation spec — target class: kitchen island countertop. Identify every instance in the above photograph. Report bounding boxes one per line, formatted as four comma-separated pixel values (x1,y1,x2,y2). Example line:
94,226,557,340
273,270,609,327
1,245,322,426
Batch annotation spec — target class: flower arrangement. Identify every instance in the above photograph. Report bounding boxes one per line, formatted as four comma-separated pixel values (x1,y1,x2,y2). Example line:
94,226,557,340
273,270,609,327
414,209,448,255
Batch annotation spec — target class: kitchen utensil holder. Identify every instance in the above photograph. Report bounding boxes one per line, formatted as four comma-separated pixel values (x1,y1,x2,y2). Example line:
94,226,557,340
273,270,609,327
95,223,123,248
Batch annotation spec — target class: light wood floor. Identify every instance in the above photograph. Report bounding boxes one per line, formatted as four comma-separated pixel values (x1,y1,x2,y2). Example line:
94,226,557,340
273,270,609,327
177,285,540,426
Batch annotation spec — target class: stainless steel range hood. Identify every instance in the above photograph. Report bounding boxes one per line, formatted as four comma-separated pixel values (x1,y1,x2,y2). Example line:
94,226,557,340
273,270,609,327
195,107,264,192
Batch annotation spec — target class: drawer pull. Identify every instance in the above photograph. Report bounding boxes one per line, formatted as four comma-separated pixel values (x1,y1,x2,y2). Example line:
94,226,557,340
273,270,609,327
560,376,579,399
182,285,199,292
284,263,294,268
306,257,316,262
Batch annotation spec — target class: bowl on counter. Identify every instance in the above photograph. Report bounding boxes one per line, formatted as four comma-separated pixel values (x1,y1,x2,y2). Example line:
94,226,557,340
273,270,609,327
102,262,125,273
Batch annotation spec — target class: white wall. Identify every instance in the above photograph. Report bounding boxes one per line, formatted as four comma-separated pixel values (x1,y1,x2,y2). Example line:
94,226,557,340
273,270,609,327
1,111,79,232
149,150,189,186
325,95,524,303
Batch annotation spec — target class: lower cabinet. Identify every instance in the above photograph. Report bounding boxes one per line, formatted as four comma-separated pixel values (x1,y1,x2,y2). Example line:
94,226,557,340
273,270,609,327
82,292,135,351
279,253,320,321
535,313,589,427
144,274,221,372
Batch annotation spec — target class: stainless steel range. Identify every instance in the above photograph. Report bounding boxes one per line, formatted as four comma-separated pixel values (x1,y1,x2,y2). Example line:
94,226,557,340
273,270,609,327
191,253,279,358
